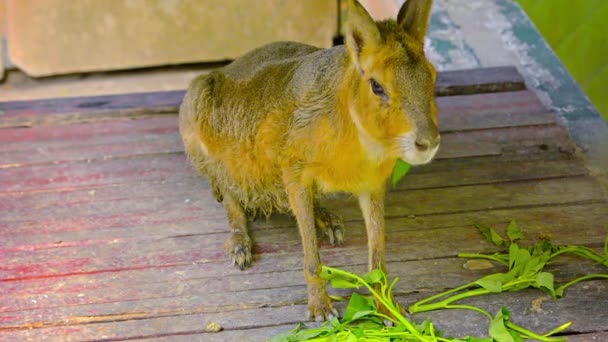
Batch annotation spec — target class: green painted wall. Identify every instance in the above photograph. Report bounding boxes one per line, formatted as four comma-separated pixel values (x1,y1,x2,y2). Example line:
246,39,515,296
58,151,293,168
516,0,607,120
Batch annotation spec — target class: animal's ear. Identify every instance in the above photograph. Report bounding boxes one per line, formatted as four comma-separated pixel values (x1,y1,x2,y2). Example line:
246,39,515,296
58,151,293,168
397,0,433,43
345,0,381,71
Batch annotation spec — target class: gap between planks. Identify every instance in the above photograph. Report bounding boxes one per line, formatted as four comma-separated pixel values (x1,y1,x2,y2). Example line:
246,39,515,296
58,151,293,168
0,66,526,128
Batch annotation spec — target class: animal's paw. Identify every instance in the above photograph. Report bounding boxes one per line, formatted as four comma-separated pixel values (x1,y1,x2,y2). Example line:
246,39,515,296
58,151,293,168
305,291,338,322
315,207,345,246
224,231,252,270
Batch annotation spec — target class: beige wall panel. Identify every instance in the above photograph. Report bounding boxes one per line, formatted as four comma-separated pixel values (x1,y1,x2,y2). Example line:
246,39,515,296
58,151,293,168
6,0,336,76
0,0,6,79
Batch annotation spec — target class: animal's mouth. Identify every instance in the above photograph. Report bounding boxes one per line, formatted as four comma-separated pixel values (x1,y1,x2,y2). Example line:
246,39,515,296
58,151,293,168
403,144,440,165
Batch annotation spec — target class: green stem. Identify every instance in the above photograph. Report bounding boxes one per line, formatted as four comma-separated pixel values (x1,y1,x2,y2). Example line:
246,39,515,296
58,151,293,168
500,277,537,291
410,282,476,310
556,274,608,295
549,246,607,265
410,288,490,313
542,321,572,337
322,266,431,342
443,305,493,320
506,322,567,342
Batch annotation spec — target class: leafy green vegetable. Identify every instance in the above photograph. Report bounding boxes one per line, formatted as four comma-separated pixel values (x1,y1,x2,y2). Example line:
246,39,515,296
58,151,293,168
391,159,412,187
506,221,524,242
488,307,517,342
474,223,507,247
410,222,607,341
269,222,608,342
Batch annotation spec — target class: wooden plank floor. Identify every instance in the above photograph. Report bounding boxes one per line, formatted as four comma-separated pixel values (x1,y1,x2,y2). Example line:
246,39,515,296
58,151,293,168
1,66,606,341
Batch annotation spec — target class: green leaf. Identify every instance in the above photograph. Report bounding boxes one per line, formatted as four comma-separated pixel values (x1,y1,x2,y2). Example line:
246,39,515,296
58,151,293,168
391,159,411,187
345,332,358,342
328,277,361,289
350,326,365,338
507,329,525,342
536,272,556,297
489,307,516,342
292,328,327,341
506,221,525,242
508,243,520,270
510,247,532,275
362,269,385,284
414,319,432,334
525,255,550,277
475,273,513,292
475,223,506,247
343,292,375,322
267,322,306,342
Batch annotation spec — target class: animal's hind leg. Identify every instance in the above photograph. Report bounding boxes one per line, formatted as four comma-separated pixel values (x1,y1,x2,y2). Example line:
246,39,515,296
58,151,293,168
222,192,253,270
314,206,345,246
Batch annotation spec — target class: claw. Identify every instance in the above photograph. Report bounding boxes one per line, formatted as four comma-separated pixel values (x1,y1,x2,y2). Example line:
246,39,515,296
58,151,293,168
306,290,338,322
315,207,345,246
225,232,252,270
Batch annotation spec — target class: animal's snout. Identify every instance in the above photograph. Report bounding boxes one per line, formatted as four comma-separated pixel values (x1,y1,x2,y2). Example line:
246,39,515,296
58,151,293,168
415,138,430,152
415,135,440,152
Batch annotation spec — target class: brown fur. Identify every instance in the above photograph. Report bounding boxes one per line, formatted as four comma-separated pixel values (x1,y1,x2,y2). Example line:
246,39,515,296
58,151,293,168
179,0,439,321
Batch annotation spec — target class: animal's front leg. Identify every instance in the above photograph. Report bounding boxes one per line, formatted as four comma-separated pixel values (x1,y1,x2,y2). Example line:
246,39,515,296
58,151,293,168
286,180,337,322
222,192,252,270
359,191,402,318
359,191,386,272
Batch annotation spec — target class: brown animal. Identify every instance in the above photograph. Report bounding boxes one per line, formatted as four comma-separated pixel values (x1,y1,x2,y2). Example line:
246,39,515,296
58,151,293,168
179,0,439,321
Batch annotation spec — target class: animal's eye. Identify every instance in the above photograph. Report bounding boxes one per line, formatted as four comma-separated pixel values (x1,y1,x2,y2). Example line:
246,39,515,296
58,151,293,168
370,78,386,98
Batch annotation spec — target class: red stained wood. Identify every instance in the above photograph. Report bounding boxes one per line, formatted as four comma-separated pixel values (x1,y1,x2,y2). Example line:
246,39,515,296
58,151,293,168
1,90,553,168
1,67,606,340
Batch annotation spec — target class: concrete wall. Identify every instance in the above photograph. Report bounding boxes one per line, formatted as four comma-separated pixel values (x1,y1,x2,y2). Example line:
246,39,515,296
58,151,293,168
4,0,337,77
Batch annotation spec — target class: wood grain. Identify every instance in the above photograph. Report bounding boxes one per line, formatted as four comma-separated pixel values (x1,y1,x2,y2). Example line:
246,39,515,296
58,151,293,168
1,66,606,341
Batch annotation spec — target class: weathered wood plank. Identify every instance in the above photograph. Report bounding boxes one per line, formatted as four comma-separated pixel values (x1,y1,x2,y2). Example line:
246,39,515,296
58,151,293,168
0,116,177,145
0,250,604,321
566,332,608,342
0,154,194,195
1,239,604,320
437,90,545,118
0,152,586,216
0,90,554,168
1,279,605,340
0,90,182,128
1,200,605,294
437,91,553,132
1,173,603,240
0,123,575,192
330,176,606,219
0,89,545,147
0,67,526,128
0,132,182,169
2,201,605,303
149,326,608,342
435,66,526,96
1,66,606,341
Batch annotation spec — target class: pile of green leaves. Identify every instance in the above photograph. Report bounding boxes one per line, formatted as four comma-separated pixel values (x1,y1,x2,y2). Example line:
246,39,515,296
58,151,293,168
269,222,608,342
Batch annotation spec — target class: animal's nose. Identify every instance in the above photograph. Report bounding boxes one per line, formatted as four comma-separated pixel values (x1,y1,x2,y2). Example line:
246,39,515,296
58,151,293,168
415,135,440,152
415,139,431,151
